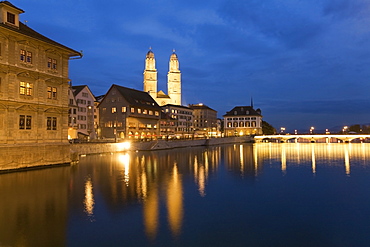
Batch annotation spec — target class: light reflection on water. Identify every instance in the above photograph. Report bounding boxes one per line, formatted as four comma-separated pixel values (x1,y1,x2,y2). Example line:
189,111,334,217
1,143,370,246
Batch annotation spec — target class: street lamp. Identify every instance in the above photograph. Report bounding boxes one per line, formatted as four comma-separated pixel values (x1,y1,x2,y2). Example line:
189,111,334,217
280,127,286,134
310,126,315,134
342,126,348,134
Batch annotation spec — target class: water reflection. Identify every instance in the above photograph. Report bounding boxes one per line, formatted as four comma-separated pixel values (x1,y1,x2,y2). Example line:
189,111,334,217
83,176,95,220
2,143,370,245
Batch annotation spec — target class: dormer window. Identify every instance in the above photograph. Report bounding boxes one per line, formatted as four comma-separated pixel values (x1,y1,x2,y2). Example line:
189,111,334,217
7,12,15,24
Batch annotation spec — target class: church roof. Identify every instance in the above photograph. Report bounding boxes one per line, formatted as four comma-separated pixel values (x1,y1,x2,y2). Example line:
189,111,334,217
157,90,170,98
223,106,262,117
146,49,155,58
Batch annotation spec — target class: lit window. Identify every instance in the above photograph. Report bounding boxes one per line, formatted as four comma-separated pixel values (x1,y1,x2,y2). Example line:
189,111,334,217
20,49,26,62
131,108,135,113
26,51,32,63
155,111,159,116
47,86,52,99
138,109,142,114
149,110,153,115
112,107,116,113
143,109,147,114
52,87,57,99
20,82,33,96
122,106,126,113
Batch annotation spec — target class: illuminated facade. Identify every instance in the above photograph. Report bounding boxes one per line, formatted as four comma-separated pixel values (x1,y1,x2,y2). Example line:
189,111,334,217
189,103,218,137
143,49,181,106
99,84,162,140
161,104,193,139
71,85,96,140
223,106,263,136
0,1,81,145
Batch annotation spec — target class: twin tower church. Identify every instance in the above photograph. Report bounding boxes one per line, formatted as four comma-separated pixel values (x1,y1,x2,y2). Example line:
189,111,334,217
143,49,182,106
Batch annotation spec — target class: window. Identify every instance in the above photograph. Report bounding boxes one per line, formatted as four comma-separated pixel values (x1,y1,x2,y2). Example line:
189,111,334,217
20,50,32,64
19,115,25,129
26,51,32,63
112,107,116,113
143,109,147,114
122,106,126,113
82,92,88,97
53,88,58,99
47,117,51,130
52,117,57,130
52,59,57,70
138,109,141,114
20,49,26,62
155,111,159,116
131,107,135,113
47,86,52,99
19,115,32,129
7,12,15,24
20,82,33,96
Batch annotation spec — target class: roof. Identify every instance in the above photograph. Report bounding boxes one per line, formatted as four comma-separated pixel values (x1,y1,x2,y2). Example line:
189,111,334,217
111,84,161,110
0,1,24,13
157,90,170,98
223,106,262,117
189,104,216,112
0,10,81,57
162,104,192,110
72,85,95,100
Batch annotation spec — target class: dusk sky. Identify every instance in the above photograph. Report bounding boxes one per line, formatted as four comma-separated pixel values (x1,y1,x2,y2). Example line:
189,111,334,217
12,0,370,131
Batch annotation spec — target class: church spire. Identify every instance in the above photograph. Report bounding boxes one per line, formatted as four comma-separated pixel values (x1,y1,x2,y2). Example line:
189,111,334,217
251,97,254,108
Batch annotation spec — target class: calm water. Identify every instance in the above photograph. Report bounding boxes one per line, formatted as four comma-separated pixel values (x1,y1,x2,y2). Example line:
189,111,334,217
1,143,370,247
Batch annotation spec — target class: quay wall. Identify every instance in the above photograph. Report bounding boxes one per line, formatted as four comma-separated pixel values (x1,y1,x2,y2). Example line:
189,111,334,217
0,143,71,171
0,136,253,171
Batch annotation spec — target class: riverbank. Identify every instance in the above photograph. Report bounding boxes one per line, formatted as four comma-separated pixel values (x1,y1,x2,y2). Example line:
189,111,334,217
0,136,253,171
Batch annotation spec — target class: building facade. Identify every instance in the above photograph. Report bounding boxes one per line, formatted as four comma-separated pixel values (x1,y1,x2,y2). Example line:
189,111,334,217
143,49,181,106
161,104,193,139
223,106,263,136
0,1,81,145
189,103,218,137
99,84,162,141
71,85,96,140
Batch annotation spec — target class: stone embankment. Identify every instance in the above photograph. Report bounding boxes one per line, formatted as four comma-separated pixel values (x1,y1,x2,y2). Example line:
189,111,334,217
0,136,253,172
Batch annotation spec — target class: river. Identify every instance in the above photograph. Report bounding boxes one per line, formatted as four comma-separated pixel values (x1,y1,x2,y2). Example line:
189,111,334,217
1,143,370,246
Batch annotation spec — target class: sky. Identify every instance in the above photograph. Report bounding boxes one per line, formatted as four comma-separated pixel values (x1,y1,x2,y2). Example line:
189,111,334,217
11,0,370,132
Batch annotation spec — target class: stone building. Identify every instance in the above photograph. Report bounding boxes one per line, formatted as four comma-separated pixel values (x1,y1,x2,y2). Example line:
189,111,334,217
143,49,181,106
67,85,78,140
223,106,263,136
161,104,193,139
71,85,96,140
189,103,218,137
99,84,162,141
0,1,81,170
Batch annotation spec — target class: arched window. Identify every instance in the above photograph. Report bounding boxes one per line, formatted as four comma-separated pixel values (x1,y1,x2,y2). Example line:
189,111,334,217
233,122,238,127
246,121,250,127
227,122,232,128
252,121,256,127
239,122,244,127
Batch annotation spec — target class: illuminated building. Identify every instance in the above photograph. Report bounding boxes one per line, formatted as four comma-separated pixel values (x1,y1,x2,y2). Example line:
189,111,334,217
189,103,218,137
99,84,162,140
71,85,96,140
223,106,263,136
0,1,81,145
143,49,181,106
161,104,193,139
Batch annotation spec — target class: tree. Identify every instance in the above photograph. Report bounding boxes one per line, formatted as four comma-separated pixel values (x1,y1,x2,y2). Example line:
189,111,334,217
262,120,276,135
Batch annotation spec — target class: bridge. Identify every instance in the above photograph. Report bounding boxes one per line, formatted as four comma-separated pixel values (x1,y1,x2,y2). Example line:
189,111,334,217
254,134,370,143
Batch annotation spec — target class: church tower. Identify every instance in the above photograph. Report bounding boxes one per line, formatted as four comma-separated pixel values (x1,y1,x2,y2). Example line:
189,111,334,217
167,50,181,105
143,49,157,99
